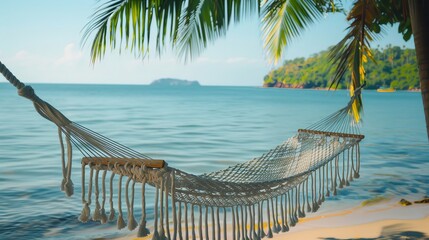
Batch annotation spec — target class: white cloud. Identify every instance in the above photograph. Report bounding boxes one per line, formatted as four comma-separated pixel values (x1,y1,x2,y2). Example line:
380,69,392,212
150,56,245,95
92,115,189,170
14,50,32,61
11,49,48,66
55,43,83,65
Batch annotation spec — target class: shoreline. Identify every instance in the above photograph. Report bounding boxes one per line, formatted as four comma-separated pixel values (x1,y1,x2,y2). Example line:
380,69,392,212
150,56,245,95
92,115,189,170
260,86,422,92
115,198,429,240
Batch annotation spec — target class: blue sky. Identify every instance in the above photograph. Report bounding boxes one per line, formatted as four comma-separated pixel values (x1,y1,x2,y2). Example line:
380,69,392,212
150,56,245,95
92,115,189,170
0,1,415,86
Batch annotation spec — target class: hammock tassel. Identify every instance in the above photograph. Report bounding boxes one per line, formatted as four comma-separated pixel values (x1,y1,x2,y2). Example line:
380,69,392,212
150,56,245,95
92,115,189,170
184,203,189,240
255,202,262,239
100,170,108,224
197,205,202,240
318,168,323,205
217,207,221,240
152,183,160,240
177,202,183,240
321,164,326,203
355,143,361,178
165,177,171,240
210,207,215,240
205,206,210,240
191,205,196,240
92,169,102,221
271,198,280,233
137,174,150,237
126,178,138,231
59,128,66,192
246,205,251,239
252,204,259,239
305,179,311,213
345,149,351,186
276,197,282,233
325,161,330,197
159,176,166,239
117,175,126,230
311,172,319,212
266,200,273,238
223,208,228,240
288,191,296,227
333,156,338,196
245,206,251,239
297,184,305,218
293,187,299,223
282,195,289,232
339,153,345,189
59,128,74,197
349,146,355,182
78,163,91,223
170,172,177,240
109,173,116,221
235,206,240,240
79,203,91,223
64,130,74,197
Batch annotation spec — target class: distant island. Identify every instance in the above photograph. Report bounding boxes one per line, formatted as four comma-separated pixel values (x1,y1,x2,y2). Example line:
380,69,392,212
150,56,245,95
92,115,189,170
263,45,419,90
150,78,201,87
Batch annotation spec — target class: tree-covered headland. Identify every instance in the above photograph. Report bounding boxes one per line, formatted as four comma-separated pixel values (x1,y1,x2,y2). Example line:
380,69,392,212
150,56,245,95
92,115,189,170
263,45,419,90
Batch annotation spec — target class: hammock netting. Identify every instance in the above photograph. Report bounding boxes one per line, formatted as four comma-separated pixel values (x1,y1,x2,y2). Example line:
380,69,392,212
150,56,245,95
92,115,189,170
1,61,364,239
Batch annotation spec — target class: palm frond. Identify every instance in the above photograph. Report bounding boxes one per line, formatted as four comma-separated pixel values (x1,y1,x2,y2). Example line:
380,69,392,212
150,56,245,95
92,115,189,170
261,0,323,64
82,0,187,63
174,0,259,61
82,0,125,62
329,0,380,123
314,0,345,13
83,0,260,63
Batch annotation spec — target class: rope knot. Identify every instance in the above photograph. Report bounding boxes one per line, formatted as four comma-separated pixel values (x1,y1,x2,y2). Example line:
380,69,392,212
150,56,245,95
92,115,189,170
18,85,37,101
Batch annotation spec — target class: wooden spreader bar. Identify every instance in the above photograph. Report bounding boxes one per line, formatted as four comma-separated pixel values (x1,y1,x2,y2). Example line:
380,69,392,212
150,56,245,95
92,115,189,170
82,157,166,169
298,129,365,140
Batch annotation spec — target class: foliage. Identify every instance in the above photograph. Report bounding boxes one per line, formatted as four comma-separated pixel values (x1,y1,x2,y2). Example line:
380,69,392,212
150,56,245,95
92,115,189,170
328,0,378,122
263,45,419,90
83,0,341,63
261,0,324,64
82,0,259,63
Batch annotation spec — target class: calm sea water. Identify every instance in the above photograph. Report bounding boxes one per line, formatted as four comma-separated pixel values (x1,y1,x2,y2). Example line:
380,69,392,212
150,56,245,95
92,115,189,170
0,83,428,239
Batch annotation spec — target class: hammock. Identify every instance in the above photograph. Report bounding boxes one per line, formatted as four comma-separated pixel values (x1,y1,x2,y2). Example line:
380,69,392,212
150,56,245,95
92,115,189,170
1,61,364,239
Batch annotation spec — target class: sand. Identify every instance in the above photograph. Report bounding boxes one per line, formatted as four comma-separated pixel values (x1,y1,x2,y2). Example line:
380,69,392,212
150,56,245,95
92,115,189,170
117,199,429,240
272,200,429,239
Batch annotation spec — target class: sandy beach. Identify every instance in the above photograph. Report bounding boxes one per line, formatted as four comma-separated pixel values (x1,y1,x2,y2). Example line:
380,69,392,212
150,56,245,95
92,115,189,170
115,198,429,240
272,199,429,239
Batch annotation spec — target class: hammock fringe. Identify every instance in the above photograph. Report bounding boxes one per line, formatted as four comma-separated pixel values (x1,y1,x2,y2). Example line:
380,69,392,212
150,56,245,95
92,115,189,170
74,141,360,239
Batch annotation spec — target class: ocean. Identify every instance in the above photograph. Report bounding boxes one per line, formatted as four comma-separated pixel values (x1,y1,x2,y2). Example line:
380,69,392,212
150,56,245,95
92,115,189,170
0,83,428,239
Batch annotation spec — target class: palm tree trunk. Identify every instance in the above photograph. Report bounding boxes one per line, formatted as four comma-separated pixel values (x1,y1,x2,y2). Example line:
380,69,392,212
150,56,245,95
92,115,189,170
408,0,429,140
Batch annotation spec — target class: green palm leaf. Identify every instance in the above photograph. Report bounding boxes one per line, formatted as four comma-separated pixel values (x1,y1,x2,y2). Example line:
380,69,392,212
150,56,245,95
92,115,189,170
329,0,379,123
83,0,259,63
82,0,187,63
83,0,343,64
165,0,259,61
261,0,323,64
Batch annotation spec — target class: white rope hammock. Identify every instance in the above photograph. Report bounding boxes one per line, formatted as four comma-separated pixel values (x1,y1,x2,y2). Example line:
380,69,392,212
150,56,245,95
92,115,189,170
1,61,364,239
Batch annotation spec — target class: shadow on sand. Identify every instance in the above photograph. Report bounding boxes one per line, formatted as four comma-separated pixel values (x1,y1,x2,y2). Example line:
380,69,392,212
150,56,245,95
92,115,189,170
322,223,428,240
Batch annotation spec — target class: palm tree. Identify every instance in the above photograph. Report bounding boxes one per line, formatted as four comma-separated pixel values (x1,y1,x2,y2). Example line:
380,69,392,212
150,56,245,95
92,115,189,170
83,0,429,139
408,0,429,140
